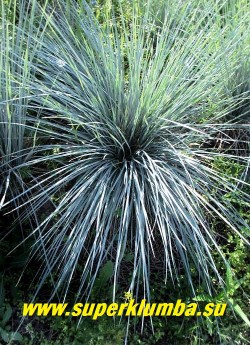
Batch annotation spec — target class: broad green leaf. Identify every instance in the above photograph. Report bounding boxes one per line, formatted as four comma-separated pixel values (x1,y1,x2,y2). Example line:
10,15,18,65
99,261,114,285
2,304,12,326
10,331,23,342
0,327,9,343
228,298,250,327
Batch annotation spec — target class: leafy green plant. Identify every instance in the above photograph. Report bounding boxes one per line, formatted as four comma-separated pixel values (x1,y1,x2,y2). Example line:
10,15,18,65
193,264,250,326
0,275,23,344
13,259,125,345
0,0,49,210
0,304,23,344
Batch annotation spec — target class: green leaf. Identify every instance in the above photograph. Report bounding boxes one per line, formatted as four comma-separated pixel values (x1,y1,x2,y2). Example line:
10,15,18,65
225,264,234,291
193,294,213,302
99,261,114,285
115,208,122,217
206,317,214,336
10,331,23,342
2,304,12,326
225,264,242,296
228,298,250,327
0,275,5,307
123,251,134,263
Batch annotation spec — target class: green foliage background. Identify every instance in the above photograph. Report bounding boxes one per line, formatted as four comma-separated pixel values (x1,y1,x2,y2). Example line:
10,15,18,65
0,0,249,344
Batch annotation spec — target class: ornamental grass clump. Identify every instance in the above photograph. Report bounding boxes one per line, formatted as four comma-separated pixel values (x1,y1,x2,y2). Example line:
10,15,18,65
0,0,48,209
2,0,250,301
